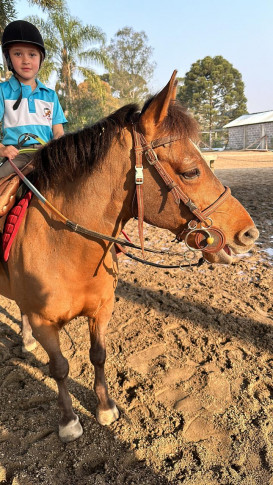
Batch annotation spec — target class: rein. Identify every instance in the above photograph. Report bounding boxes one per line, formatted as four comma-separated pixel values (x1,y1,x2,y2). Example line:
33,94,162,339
7,124,232,269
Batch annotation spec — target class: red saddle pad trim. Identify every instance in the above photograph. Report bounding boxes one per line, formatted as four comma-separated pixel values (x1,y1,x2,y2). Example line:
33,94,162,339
115,230,132,256
2,191,33,262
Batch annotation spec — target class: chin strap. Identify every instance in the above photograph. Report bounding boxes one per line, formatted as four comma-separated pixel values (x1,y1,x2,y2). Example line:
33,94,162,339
13,75,23,110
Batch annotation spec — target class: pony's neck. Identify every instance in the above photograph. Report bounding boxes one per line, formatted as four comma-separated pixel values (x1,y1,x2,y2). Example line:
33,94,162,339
44,136,135,237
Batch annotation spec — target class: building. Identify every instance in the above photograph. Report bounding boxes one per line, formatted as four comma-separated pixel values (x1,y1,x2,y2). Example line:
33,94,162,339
224,110,273,150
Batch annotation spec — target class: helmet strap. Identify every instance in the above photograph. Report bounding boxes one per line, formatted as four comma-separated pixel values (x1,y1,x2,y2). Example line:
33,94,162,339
13,75,23,110
4,52,13,72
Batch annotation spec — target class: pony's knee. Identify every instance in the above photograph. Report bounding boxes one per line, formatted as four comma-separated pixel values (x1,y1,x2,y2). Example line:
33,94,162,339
49,354,69,381
89,345,106,367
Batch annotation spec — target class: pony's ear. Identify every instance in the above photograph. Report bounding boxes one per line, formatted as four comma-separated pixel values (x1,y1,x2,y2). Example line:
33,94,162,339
139,70,178,138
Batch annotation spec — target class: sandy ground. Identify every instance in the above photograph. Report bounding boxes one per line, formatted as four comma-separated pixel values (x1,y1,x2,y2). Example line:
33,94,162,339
0,151,273,485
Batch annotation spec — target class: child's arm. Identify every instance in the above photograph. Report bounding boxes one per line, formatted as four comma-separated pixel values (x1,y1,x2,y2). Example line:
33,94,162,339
0,143,19,159
53,124,65,139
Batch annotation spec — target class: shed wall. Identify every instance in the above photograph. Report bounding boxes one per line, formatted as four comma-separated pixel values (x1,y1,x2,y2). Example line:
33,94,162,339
227,122,273,149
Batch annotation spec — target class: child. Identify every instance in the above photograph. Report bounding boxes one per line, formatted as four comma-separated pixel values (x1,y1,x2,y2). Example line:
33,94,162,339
0,20,67,178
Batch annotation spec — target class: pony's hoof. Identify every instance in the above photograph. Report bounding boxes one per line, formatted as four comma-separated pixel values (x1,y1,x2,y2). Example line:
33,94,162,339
22,341,37,353
96,404,119,426
59,415,83,442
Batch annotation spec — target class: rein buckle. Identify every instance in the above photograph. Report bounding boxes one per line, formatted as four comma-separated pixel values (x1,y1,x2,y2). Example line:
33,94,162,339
135,166,144,185
145,148,158,165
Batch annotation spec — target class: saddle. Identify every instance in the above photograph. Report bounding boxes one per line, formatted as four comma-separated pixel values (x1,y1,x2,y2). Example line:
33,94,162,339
0,162,34,231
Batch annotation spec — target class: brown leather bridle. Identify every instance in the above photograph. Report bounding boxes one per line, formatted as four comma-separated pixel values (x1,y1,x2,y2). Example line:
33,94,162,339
132,123,231,257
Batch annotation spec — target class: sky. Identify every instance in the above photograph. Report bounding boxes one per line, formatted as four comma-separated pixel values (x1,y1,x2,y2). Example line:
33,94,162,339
16,0,273,114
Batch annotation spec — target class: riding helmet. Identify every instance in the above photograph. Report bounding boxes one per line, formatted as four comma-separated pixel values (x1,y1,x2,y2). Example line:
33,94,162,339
2,20,46,71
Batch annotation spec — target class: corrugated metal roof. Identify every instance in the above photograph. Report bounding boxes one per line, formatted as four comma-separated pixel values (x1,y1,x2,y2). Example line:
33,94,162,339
224,110,273,128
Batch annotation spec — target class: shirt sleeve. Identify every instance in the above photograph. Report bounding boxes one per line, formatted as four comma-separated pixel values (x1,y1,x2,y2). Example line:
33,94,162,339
52,92,67,126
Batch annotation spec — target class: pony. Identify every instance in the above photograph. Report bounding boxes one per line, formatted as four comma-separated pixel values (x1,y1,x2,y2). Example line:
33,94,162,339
0,71,259,442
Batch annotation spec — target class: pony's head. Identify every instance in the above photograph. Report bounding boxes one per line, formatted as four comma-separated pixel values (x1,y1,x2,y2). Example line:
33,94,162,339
135,71,259,264
33,70,259,264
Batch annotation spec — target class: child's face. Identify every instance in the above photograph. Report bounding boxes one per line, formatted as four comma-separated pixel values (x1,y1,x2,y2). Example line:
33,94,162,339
9,43,41,85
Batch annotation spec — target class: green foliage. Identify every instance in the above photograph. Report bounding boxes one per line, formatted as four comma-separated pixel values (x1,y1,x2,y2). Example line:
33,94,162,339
0,0,16,77
64,75,120,131
0,0,16,38
27,0,64,10
178,55,248,132
107,26,156,104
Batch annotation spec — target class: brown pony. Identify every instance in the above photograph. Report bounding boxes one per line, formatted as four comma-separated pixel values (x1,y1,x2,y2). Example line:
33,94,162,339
0,72,258,442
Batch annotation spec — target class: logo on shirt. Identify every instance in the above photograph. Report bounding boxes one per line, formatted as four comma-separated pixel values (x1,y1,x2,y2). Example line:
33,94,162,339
43,107,52,121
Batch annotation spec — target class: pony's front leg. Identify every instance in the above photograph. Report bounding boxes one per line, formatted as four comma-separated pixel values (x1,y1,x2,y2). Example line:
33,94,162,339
21,313,37,352
88,301,119,426
30,318,83,442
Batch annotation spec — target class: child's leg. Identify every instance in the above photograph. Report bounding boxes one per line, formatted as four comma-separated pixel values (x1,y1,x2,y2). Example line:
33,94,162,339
0,152,34,178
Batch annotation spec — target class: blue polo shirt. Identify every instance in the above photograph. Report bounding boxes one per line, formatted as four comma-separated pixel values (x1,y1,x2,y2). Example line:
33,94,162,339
0,75,67,146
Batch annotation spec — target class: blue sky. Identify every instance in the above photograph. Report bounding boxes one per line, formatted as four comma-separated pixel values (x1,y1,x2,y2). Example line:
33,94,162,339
16,0,273,113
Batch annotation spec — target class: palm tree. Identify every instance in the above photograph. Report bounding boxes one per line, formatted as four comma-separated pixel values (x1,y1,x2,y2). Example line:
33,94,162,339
0,0,16,39
27,7,108,111
27,0,64,9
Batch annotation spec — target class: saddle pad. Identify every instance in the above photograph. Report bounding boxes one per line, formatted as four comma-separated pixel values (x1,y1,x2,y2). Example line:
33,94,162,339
2,191,33,262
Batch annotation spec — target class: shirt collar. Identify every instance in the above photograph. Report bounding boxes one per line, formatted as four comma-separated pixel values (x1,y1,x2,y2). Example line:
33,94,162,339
9,75,50,92
35,79,50,92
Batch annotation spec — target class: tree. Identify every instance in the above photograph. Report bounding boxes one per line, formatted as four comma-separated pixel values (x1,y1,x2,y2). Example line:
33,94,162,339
27,7,108,114
0,0,16,38
66,75,120,131
0,0,16,80
107,26,156,105
27,0,64,10
178,56,247,146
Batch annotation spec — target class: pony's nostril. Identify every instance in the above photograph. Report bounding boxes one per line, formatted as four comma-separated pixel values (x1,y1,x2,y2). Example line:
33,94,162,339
238,226,259,245
245,229,258,239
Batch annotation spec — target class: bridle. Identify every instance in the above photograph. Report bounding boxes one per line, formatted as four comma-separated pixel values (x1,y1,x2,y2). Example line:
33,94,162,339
132,122,231,258
7,125,232,269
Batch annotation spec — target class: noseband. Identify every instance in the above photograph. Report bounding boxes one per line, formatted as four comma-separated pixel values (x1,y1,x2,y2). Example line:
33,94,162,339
132,123,231,257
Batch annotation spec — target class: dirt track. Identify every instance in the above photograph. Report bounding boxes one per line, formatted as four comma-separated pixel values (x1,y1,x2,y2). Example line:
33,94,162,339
0,151,273,485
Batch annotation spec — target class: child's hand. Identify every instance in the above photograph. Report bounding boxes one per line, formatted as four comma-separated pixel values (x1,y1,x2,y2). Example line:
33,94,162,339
0,145,19,159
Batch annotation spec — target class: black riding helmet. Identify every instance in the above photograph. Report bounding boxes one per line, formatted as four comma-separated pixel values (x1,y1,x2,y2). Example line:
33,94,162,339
1,20,46,110
2,20,45,67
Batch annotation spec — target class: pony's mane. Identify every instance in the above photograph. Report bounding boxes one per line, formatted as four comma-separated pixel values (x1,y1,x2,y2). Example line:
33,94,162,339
33,98,198,190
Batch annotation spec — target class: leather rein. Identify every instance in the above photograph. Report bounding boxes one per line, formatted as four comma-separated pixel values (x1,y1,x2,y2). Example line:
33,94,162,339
8,125,231,269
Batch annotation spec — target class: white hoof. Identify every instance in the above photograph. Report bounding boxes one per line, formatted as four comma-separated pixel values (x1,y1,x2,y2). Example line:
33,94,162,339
96,405,120,426
59,415,83,442
22,341,37,353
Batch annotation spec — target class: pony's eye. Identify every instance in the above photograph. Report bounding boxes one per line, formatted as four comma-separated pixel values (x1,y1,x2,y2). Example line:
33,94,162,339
181,168,200,179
